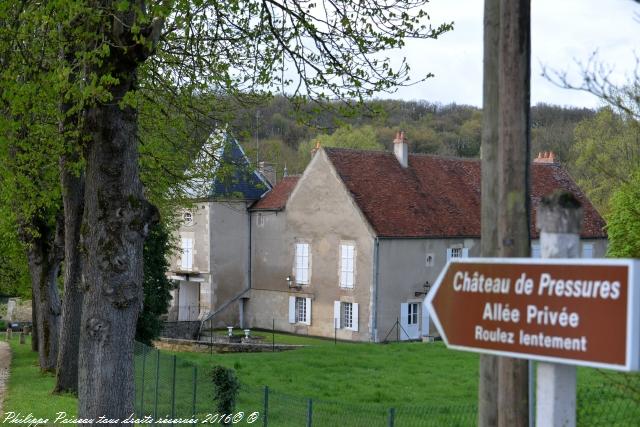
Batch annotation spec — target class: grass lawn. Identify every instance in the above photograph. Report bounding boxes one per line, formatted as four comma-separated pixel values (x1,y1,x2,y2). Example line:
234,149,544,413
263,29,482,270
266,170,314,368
3,335,77,420
170,339,480,406
2,332,637,426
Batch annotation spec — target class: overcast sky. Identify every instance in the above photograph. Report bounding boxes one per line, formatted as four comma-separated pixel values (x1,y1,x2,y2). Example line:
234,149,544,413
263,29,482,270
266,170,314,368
383,0,638,108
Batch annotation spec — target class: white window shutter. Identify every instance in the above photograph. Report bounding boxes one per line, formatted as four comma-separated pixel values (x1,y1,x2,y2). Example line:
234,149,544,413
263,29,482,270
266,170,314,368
352,303,359,332
462,248,469,258
334,301,341,329
446,248,452,261
288,297,296,323
400,303,409,326
305,298,312,325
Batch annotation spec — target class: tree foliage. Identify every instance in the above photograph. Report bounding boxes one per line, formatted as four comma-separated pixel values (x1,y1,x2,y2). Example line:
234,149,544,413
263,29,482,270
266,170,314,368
136,222,175,346
607,171,640,258
571,107,640,215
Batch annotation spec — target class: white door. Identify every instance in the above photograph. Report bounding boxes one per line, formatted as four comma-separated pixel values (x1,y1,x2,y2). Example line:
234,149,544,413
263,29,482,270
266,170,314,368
400,302,420,340
178,281,200,321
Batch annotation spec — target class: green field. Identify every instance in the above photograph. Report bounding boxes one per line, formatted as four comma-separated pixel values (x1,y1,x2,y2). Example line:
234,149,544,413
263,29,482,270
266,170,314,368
3,333,639,426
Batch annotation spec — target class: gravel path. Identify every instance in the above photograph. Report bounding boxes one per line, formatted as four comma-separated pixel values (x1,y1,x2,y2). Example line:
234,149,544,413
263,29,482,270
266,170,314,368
0,341,11,414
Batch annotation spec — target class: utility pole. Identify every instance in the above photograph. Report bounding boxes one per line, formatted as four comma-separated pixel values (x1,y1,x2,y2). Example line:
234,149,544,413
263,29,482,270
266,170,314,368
479,0,500,425
497,0,531,426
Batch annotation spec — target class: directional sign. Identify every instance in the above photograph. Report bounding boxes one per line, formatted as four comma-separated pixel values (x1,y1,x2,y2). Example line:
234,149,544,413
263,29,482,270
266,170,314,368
426,258,640,371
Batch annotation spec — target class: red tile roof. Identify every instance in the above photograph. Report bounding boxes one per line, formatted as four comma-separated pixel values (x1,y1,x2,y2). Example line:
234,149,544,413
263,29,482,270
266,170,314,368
323,148,606,239
251,176,300,211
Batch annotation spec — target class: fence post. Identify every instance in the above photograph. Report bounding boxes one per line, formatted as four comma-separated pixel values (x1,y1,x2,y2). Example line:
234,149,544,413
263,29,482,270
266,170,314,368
210,318,213,356
306,399,313,427
272,318,275,352
171,355,177,425
334,319,337,345
263,386,269,427
535,192,582,427
140,345,147,417
396,318,399,342
154,349,160,425
192,366,197,425
388,408,395,427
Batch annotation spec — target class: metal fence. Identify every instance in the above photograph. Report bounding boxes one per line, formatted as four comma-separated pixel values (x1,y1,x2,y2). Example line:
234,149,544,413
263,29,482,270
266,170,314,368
134,341,640,426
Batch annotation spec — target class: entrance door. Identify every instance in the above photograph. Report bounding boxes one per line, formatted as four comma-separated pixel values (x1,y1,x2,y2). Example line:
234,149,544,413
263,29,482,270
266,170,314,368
178,281,200,321
400,302,420,340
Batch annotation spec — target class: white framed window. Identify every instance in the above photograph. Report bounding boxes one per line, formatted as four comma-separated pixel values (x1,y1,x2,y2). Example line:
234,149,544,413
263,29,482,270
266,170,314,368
295,242,310,285
342,302,353,328
289,296,311,325
408,303,419,325
531,243,541,258
181,238,193,270
339,243,355,288
446,247,469,261
333,301,358,331
582,243,594,259
256,214,265,227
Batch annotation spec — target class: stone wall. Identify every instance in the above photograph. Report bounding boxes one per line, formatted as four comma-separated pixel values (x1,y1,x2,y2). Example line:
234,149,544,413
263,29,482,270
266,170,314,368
153,337,304,353
160,321,201,340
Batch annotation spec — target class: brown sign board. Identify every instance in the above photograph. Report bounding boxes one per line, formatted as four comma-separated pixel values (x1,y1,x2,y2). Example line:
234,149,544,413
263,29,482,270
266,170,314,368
426,258,640,371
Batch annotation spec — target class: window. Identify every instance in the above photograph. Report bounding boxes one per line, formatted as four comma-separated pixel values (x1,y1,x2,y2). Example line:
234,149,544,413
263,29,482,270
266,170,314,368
342,302,353,329
295,297,307,323
256,214,265,227
181,238,193,270
182,211,193,226
339,243,355,288
295,243,310,284
334,301,359,331
289,296,311,325
425,253,434,267
447,247,469,261
531,243,541,258
407,303,419,325
582,243,594,259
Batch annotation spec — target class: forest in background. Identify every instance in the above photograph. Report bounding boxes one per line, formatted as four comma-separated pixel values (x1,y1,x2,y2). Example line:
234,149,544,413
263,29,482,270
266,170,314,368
228,96,596,182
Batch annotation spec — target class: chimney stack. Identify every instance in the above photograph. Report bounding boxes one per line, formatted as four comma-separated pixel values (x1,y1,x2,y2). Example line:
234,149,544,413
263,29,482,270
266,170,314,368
311,141,321,158
393,130,408,168
534,151,557,164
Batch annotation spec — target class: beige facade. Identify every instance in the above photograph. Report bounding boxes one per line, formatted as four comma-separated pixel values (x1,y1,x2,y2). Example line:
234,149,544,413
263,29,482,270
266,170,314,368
167,200,252,327
249,151,376,341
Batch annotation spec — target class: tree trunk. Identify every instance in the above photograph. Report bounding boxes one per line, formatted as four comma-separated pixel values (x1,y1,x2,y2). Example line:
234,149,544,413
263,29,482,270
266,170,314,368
479,0,500,425
497,0,531,426
31,298,38,352
77,71,158,423
25,215,64,371
54,155,85,394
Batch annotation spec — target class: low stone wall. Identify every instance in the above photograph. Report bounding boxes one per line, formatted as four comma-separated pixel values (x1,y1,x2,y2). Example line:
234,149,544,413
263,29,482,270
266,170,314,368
160,321,201,340
153,337,305,353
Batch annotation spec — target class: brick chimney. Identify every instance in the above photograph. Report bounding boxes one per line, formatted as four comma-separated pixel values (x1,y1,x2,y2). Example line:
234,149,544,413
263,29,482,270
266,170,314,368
311,141,321,158
393,130,408,168
533,151,557,164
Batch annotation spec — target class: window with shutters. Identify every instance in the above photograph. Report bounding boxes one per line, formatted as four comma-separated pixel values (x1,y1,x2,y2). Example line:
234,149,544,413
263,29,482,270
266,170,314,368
339,243,355,288
181,238,193,270
450,247,463,258
295,242,310,285
407,303,419,325
295,297,307,323
334,301,358,331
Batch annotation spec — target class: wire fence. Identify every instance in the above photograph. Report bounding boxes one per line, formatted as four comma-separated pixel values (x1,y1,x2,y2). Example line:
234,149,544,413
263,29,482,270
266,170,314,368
134,340,640,426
